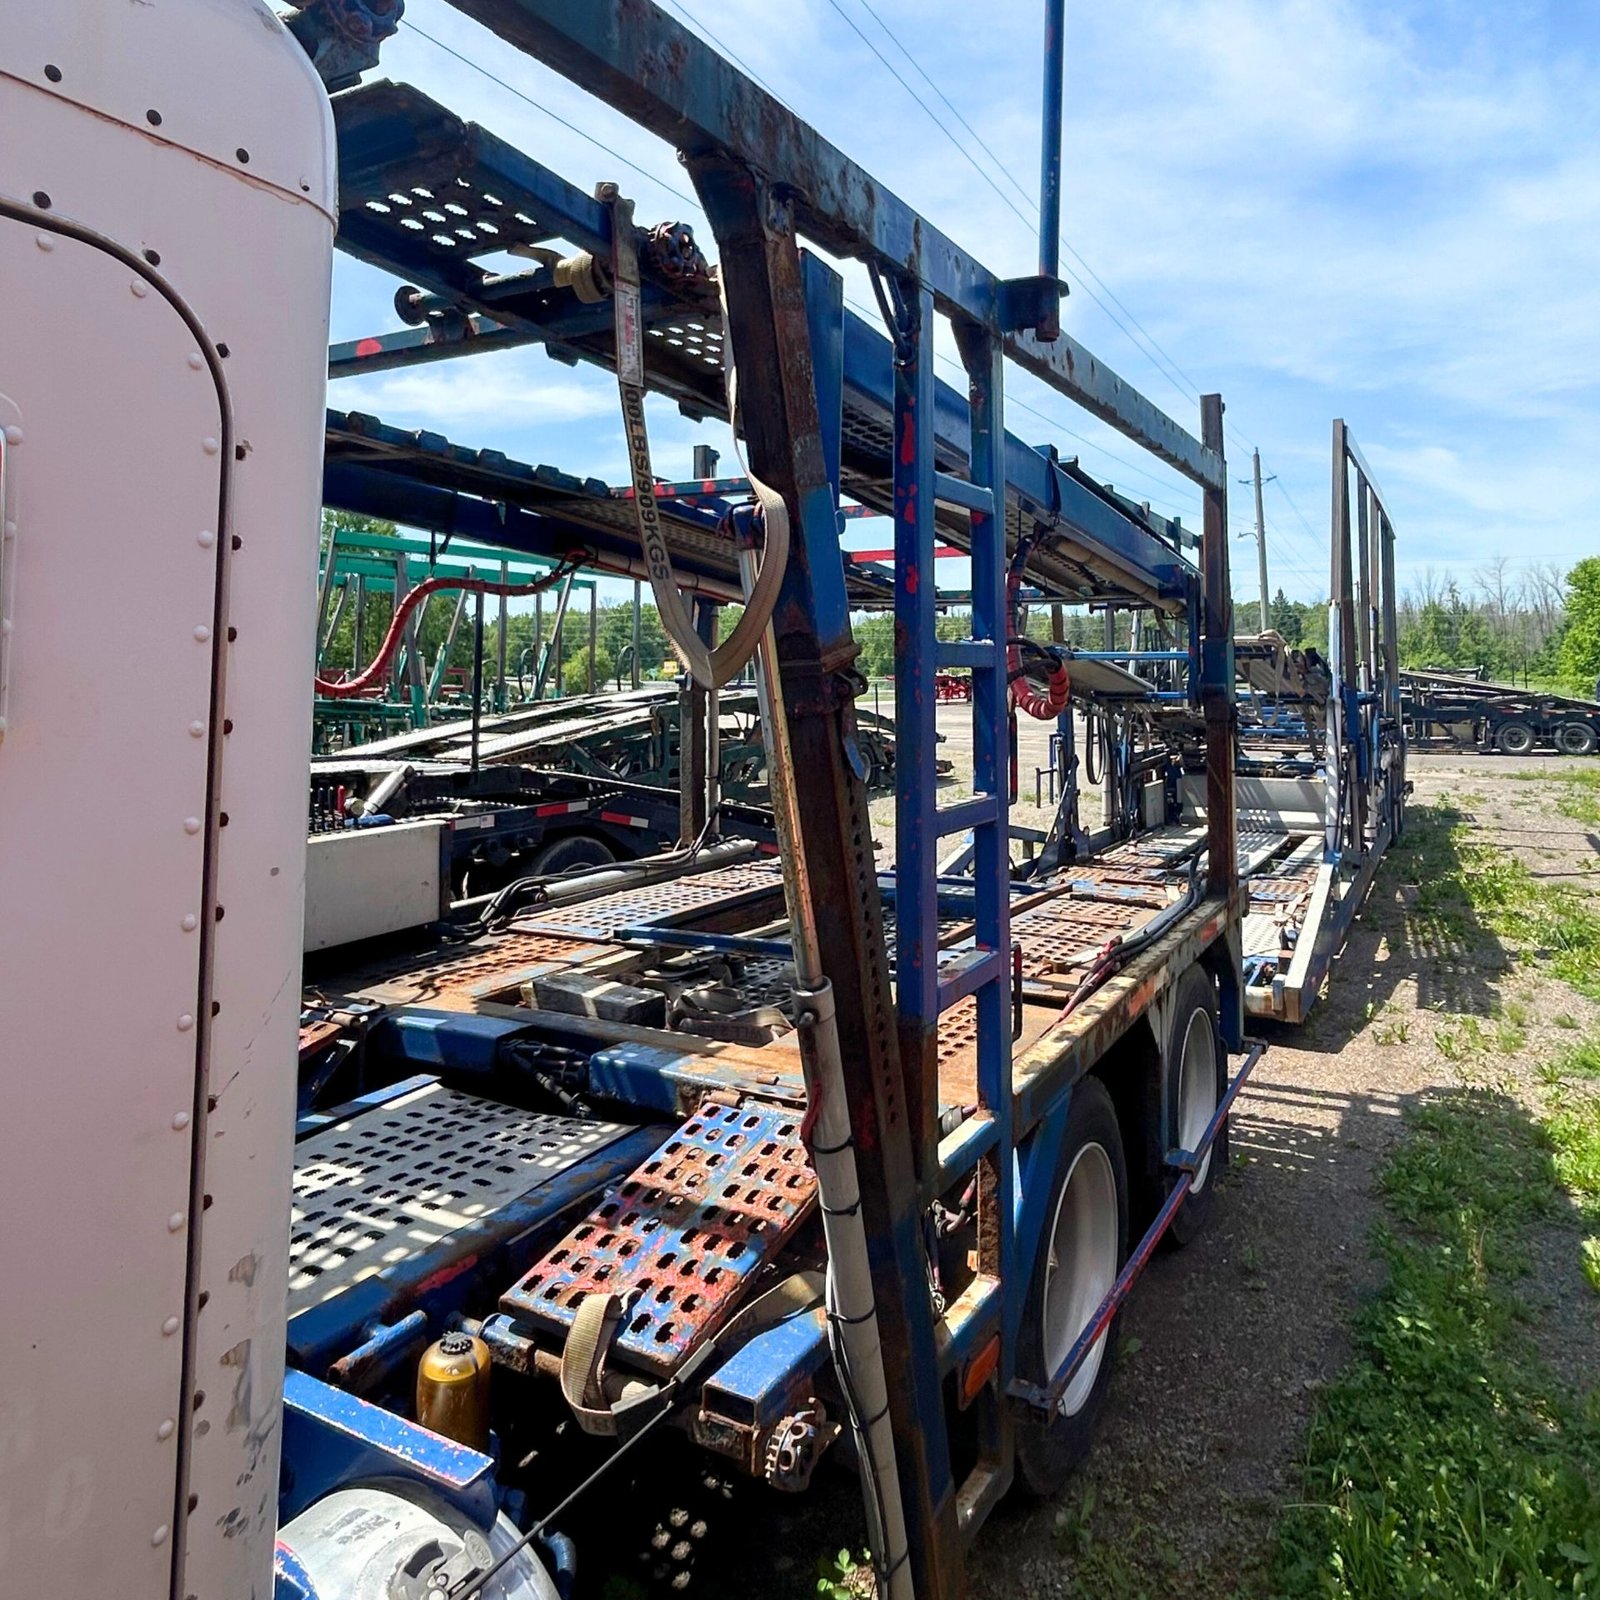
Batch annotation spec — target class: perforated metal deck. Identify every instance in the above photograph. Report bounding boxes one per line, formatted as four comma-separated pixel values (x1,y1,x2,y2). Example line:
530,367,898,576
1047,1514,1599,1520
501,1099,818,1377
290,1083,631,1314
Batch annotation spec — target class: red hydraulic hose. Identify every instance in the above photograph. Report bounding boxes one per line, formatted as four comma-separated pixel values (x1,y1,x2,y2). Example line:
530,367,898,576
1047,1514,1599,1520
314,566,577,698
1006,567,1070,720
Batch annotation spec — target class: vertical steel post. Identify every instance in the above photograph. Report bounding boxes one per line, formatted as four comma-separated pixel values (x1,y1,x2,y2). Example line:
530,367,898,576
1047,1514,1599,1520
497,559,509,711
470,589,485,773
1200,395,1235,897
1366,483,1383,695
1379,506,1400,720
1354,471,1373,682
1330,424,1363,847
954,317,1015,1388
588,583,598,694
1037,0,1066,339
315,521,339,671
631,578,643,688
534,590,544,699
893,281,941,1167
352,575,366,674
688,164,961,1600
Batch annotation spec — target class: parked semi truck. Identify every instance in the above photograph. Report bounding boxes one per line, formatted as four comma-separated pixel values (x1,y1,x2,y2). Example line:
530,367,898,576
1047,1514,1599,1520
0,6,1401,1598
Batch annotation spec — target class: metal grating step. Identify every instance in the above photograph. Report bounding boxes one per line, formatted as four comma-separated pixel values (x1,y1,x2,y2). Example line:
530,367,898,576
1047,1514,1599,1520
500,1099,817,1377
290,1083,630,1314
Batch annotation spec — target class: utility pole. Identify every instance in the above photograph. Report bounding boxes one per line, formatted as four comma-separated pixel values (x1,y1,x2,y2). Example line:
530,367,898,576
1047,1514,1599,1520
1238,449,1272,634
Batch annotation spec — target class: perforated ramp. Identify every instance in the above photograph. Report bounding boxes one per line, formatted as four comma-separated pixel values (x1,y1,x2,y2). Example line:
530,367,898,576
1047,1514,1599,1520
500,1099,817,1377
290,1082,633,1315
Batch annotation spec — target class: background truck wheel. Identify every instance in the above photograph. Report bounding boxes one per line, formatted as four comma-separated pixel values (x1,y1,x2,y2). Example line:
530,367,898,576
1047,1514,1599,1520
1014,1076,1128,1498
528,833,618,876
1495,720,1536,756
1557,722,1598,756
1137,963,1225,1249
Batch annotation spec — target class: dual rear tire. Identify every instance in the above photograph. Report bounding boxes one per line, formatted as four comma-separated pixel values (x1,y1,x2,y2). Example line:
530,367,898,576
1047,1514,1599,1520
1013,964,1224,1497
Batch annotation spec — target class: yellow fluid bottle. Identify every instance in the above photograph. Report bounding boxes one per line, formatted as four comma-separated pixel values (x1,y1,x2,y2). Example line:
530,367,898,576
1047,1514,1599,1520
416,1331,492,1452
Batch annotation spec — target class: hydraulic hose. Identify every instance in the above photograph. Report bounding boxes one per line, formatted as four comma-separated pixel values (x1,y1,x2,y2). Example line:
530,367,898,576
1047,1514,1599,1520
313,568,576,699
1006,537,1070,721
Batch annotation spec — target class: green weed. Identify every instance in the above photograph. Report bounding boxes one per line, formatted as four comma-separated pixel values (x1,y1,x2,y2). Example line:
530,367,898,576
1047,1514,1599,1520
1276,1092,1600,1596
815,1549,873,1600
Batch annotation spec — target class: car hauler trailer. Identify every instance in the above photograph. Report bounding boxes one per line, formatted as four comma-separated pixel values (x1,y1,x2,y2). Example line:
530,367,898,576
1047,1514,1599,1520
0,6,1398,1598
1401,668,1600,757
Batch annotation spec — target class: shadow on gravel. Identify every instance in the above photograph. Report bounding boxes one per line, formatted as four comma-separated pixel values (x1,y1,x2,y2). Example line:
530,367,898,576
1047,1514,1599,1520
1302,801,1511,1052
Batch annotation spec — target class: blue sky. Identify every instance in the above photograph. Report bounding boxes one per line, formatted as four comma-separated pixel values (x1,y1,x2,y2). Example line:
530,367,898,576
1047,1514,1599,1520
330,0,1600,605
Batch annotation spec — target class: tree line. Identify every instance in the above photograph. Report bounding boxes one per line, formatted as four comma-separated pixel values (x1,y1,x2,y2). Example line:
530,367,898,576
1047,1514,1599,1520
1255,558,1599,690
319,516,1600,700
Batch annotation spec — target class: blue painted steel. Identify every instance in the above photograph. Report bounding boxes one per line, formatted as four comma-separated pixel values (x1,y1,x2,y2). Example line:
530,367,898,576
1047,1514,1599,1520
296,1073,437,1138
373,1010,527,1074
444,0,1223,489
585,1038,808,1114
1037,0,1065,296
287,1119,664,1377
325,1310,430,1393
798,252,852,643
279,1367,498,1526
894,287,940,1038
964,326,1017,1379
698,1306,831,1429
614,925,794,959
837,313,1192,604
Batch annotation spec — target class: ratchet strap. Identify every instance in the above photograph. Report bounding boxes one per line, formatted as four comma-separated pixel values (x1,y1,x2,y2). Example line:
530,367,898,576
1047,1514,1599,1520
559,1270,824,1438
604,187,788,690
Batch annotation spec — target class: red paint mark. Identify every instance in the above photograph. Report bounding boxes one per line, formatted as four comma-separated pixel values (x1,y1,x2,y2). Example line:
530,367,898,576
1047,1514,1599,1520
906,565,919,595
355,337,383,358
898,407,917,467
417,1254,478,1296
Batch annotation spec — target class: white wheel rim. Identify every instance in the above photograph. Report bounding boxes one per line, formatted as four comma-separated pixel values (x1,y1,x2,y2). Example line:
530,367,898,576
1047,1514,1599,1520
1177,1007,1218,1195
1041,1141,1119,1417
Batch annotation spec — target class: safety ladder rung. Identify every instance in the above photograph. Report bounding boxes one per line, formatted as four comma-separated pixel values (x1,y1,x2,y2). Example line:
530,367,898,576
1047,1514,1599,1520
935,796,998,837
934,1272,1001,1374
934,638,1001,669
937,947,1002,1010
933,471,997,518
934,1110,997,1189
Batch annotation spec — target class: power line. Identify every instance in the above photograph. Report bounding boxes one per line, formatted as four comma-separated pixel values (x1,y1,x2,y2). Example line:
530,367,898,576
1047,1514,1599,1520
402,18,698,211
831,0,1247,440
402,9,1240,538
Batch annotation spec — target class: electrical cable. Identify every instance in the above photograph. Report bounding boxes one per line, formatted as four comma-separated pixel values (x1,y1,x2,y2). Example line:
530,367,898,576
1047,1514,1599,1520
445,1395,679,1600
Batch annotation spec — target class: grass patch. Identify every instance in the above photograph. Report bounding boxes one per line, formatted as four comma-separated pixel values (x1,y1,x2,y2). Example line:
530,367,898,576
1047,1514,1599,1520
1275,1091,1600,1595
1397,804,1600,999
1555,769,1600,827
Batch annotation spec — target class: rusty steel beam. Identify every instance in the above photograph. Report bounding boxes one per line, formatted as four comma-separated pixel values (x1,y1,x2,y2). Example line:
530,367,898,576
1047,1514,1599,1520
439,0,1223,491
684,157,963,1600
1331,420,1365,848
1200,394,1236,898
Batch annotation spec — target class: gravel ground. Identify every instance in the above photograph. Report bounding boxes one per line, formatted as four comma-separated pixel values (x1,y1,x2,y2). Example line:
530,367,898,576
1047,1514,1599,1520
970,751,1600,1599
675,750,1600,1600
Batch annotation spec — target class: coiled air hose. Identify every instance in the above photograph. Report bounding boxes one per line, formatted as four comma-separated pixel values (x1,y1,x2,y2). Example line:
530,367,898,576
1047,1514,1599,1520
1006,534,1070,720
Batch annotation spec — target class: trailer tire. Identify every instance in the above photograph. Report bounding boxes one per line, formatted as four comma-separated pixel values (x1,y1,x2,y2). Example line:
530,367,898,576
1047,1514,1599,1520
1495,720,1536,756
1148,964,1226,1249
528,833,617,876
1014,1076,1128,1498
1557,722,1598,757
